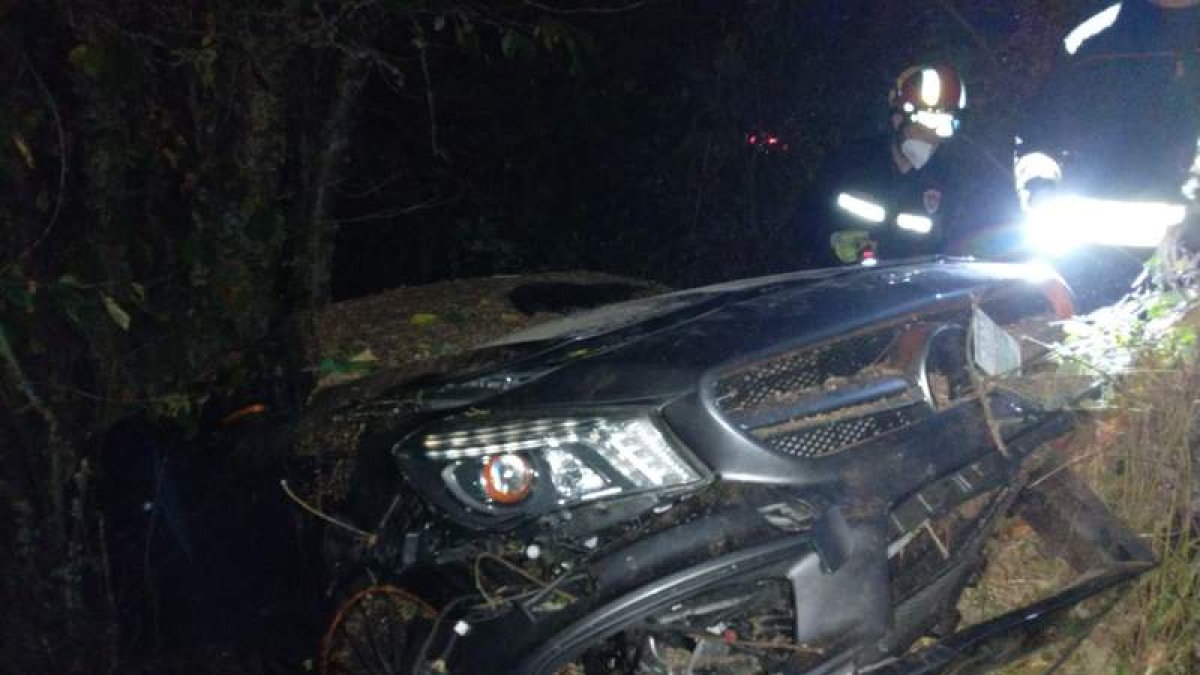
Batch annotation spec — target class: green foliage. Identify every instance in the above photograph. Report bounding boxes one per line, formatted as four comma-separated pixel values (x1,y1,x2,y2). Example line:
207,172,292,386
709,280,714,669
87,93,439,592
1052,248,1200,387
501,29,536,59
317,351,378,377
67,44,105,79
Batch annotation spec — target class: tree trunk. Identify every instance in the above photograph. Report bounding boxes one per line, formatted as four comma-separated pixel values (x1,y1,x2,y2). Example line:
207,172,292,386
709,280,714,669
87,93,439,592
299,54,368,309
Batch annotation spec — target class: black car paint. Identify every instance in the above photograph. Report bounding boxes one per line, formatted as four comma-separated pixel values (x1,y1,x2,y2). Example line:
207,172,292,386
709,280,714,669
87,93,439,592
354,258,1130,674
471,259,1049,408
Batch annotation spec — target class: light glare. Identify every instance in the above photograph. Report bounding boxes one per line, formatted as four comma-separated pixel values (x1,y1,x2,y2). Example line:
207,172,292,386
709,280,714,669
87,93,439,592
912,110,955,138
836,192,886,223
1014,152,1063,191
1025,196,1186,254
920,68,942,107
896,213,933,234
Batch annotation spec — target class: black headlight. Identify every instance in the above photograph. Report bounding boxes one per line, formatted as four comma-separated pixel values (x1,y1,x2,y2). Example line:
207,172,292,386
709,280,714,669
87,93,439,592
394,410,709,527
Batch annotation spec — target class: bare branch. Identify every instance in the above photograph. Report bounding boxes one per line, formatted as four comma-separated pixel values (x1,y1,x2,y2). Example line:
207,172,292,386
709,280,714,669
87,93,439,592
335,171,407,198
0,322,66,539
932,0,1000,72
1,35,68,266
523,0,650,15
325,40,407,90
411,18,447,161
324,191,463,225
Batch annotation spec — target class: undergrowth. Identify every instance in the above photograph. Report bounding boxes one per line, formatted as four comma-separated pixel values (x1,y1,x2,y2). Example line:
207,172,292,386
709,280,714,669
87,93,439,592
967,242,1200,674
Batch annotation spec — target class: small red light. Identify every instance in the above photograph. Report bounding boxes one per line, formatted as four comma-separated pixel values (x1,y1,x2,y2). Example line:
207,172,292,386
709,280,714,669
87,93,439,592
767,136,778,145
747,134,758,145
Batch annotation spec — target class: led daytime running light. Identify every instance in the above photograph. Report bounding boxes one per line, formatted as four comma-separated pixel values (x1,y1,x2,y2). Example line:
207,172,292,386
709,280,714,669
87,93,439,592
423,415,701,499
425,418,596,458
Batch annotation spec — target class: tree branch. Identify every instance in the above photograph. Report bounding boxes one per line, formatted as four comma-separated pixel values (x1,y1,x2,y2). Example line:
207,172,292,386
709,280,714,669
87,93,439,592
0,322,66,538
523,0,650,15
1,35,68,267
932,0,1001,72
324,191,463,225
303,53,369,305
411,18,447,161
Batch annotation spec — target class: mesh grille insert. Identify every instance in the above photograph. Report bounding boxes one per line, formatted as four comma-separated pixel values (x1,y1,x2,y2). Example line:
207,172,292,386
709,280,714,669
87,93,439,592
715,330,899,414
760,407,922,458
713,327,931,459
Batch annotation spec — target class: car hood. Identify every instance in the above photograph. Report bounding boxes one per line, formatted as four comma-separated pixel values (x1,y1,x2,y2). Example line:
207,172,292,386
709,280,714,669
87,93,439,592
428,259,1063,408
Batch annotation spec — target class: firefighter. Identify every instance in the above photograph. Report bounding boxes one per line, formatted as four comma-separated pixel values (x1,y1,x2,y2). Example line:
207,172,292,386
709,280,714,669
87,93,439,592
798,65,969,266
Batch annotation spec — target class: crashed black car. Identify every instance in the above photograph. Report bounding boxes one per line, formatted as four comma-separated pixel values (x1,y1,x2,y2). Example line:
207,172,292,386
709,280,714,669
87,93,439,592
319,258,1153,675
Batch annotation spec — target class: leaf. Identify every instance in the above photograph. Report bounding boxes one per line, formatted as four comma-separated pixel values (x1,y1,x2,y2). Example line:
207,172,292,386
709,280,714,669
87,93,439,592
501,31,535,59
101,293,131,331
0,322,17,368
453,16,479,51
348,348,379,364
317,353,376,376
150,392,196,420
317,357,346,375
409,312,439,326
11,132,35,169
0,279,34,313
131,282,146,303
68,44,105,79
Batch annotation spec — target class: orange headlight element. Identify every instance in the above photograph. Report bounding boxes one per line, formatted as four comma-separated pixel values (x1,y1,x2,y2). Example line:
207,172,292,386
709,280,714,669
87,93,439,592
481,454,535,504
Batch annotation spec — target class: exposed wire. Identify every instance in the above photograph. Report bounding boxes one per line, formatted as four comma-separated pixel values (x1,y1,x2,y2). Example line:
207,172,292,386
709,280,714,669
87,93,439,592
412,595,476,673
279,479,376,545
475,551,577,603
520,569,585,613
472,554,500,609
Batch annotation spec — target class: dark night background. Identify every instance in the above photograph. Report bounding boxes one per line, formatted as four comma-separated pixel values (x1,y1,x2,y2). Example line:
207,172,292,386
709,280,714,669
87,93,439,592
0,0,1096,672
